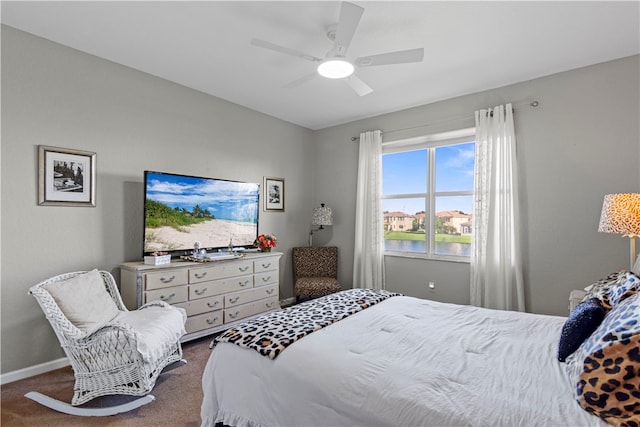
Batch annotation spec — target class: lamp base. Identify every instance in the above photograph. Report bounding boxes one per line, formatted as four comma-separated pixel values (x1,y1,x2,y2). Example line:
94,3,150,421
309,226,326,246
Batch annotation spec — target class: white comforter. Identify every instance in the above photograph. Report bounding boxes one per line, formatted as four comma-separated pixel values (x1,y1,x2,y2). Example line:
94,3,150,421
201,296,607,427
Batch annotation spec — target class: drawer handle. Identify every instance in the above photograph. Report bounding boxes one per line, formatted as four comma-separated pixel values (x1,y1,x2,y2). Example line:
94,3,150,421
160,276,176,283
206,301,220,308
239,280,250,287
194,272,208,279
206,317,219,325
266,301,275,308
160,293,176,302
266,288,275,294
229,296,240,303
228,311,239,319
261,276,271,282
239,266,249,272
194,287,208,296
261,263,271,269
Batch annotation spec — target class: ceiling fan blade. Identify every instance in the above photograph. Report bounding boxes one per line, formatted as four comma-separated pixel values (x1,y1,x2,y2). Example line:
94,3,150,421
250,38,322,62
332,2,364,56
355,48,425,67
283,72,318,89
345,74,373,96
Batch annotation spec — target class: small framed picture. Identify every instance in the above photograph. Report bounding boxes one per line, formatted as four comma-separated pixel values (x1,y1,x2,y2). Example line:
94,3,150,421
263,177,284,211
38,145,96,207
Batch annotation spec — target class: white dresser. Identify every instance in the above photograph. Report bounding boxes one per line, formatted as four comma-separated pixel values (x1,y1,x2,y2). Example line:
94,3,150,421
120,252,282,342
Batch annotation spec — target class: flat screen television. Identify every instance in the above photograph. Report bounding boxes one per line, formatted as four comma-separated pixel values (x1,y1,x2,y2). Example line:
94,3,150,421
143,171,259,257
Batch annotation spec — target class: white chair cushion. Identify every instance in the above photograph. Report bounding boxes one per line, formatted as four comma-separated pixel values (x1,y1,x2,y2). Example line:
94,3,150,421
43,269,120,335
111,305,186,364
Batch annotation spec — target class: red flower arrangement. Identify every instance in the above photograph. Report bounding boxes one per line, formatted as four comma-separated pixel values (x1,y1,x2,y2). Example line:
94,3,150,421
254,234,278,251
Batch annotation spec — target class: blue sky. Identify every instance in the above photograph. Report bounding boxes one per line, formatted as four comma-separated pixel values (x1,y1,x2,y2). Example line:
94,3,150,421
145,172,259,223
382,142,475,215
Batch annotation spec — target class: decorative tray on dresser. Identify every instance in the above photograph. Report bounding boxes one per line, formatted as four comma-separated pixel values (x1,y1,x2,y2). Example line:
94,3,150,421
120,251,282,342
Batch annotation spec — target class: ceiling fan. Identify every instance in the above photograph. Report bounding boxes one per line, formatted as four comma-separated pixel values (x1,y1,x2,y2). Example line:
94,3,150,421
250,1,424,96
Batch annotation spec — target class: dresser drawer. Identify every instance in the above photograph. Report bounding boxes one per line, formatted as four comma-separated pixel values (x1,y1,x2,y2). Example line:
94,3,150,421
224,296,279,323
185,311,223,334
190,275,253,299
144,285,188,305
254,271,278,287
189,260,254,283
231,275,254,289
254,257,278,273
225,284,278,308
145,269,189,290
175,295,223,316
224,287,255,308
255,295,280,312
254,283,278,300
188,283,218,300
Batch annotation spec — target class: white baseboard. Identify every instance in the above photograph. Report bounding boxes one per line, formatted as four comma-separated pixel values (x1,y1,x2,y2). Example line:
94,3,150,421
1,357,69,385
280,297,295,307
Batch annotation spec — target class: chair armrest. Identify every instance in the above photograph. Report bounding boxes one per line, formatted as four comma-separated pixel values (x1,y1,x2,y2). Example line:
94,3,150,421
66,323,143,373
139,301,187,324
67,314,140,342
139,300,172,310
77,322,137,345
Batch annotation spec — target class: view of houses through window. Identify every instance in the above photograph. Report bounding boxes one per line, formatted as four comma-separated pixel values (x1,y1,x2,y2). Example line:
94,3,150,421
382,128,475,258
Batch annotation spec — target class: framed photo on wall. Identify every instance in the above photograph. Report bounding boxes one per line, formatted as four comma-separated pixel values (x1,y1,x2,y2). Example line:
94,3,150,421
38,145,96,207
263,176,284,211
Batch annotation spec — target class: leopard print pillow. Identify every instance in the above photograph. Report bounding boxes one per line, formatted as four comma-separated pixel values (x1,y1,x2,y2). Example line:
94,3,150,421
566,292,640,426
607,272,640,308
583,271,640,312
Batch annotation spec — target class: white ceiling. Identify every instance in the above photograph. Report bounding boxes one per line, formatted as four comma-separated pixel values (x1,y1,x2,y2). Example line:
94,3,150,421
2,1,639,130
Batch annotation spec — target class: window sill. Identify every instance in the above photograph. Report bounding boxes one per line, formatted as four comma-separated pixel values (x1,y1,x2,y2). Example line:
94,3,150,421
383,251,470,264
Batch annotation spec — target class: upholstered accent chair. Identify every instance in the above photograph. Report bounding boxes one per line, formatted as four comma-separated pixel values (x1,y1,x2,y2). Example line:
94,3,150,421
27,269,187,416
292,246,342,302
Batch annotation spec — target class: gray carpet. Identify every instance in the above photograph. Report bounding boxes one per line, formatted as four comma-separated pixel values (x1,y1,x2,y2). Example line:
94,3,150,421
1,336,213,427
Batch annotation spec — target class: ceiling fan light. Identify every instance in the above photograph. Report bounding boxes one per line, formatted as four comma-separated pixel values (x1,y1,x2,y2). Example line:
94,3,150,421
317,59,354,79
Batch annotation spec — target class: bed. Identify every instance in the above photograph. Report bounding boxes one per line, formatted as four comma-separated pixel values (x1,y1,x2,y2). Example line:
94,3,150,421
201,282,640,427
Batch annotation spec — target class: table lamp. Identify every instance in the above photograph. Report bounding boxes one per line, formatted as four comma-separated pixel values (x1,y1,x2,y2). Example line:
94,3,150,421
598,193,640,269
309,203,333,246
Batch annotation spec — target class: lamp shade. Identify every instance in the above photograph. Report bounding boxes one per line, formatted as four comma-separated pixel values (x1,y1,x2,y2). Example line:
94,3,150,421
598,193,640,237
312,203,333,227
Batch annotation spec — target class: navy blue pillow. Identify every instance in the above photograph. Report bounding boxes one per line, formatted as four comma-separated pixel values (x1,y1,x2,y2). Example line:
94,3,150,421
558,298,606,362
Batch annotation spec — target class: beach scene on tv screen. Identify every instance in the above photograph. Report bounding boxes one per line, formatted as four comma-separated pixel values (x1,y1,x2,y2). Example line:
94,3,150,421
144,173,259,253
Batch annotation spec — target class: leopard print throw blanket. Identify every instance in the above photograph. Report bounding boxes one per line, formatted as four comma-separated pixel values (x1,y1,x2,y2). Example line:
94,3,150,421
213,289,401,359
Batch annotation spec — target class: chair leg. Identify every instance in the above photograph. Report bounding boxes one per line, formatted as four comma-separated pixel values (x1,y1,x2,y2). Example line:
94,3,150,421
25,391,155,417
162,358,187,373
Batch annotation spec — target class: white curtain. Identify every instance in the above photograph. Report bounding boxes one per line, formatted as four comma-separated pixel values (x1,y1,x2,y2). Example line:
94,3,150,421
470,103,525,311
353,130,385,289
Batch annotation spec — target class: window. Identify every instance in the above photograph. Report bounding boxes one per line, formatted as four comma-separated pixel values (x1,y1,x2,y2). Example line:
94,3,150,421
382,128,475,259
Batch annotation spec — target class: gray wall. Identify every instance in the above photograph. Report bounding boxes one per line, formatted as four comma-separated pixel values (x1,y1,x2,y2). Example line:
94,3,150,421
1,26,315,373
314,55,640,316
2,24,639,374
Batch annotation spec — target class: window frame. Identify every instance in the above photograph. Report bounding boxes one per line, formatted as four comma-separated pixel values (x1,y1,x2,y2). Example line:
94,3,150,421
382,127,476,262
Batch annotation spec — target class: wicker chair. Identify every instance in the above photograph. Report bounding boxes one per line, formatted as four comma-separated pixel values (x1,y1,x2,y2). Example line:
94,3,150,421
292,246,342,303
26,270,187,416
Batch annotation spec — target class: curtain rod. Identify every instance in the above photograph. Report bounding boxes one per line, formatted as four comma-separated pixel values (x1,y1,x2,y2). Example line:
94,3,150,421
350,99,540,142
